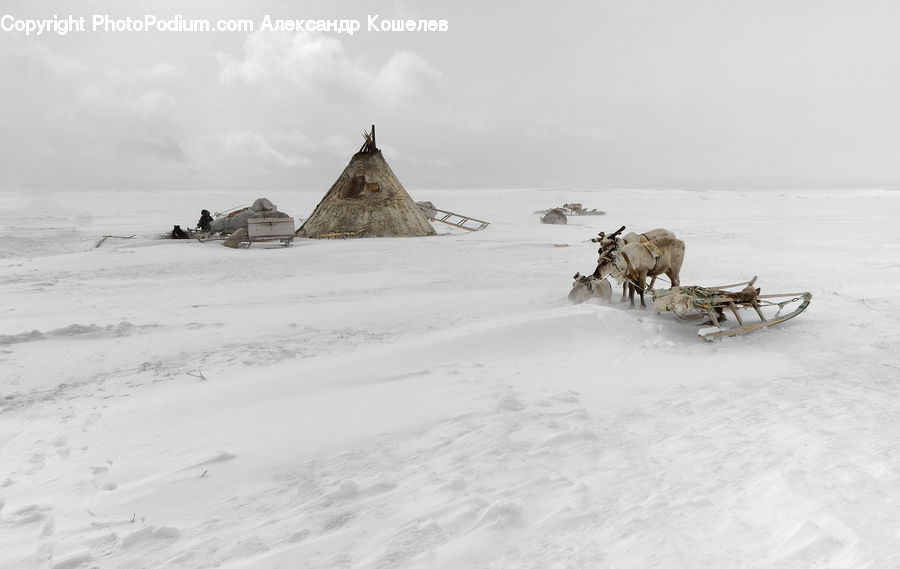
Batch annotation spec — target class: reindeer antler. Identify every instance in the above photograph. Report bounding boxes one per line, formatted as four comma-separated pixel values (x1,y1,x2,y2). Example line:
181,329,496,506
592,227,626,243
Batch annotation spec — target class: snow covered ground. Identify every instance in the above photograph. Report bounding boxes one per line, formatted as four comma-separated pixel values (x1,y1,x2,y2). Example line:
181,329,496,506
1,187,899,569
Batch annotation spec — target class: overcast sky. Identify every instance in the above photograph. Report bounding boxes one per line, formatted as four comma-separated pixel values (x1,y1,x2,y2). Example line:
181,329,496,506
2,0,900,192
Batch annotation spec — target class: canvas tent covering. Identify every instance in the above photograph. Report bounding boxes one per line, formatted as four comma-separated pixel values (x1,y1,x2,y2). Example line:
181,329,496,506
296,126,436,238
209,198,290,234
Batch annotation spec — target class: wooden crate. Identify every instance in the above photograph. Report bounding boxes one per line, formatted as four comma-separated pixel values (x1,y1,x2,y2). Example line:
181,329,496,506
246,217,295,247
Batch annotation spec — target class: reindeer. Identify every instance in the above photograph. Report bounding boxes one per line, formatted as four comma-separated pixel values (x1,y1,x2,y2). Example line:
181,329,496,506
606,235,685,308
592,227,679,303
591,226,625,277
568,272,612,304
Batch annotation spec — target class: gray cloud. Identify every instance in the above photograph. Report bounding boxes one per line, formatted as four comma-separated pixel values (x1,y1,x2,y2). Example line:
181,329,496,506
2,1,900,191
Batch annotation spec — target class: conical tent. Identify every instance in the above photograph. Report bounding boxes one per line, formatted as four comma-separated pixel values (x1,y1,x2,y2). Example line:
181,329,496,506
296,126,436,238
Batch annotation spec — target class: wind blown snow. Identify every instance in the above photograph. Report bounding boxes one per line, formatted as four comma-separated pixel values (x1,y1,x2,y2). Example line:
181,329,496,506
1,188,899,568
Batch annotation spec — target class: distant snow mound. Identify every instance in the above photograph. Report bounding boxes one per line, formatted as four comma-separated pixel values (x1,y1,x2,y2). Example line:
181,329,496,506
541,208,567,225
0,321,141,345
496,393,526,412
0,330,45,345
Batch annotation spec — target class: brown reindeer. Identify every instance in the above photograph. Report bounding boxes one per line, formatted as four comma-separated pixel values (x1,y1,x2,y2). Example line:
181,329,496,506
608,235,685,308
593,227,679,303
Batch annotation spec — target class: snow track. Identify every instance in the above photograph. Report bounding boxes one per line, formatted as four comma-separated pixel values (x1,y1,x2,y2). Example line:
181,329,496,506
1,188,899,568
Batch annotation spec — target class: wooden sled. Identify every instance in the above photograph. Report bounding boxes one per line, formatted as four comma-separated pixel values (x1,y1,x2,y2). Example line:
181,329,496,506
95,234,135,248
651,276,812,340
315,229,368,239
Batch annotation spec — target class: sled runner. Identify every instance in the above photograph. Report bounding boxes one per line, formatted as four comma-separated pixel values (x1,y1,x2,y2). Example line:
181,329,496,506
650,276,812,340
418,204,490,232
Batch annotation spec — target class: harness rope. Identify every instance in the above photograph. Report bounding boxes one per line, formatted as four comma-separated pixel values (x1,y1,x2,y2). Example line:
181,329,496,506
596,236,671,295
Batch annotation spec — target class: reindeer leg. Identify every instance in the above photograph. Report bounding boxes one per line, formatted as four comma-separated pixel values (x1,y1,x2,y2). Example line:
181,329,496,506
639,273,648,309
620,282,627,302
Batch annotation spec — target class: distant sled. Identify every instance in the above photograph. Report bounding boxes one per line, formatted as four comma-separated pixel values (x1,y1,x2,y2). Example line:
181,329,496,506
650,276,812,340
417,203,489,232
94,234,135,248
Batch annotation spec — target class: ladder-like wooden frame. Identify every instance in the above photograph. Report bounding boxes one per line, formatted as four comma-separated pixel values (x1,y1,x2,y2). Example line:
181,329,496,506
419,205,489,232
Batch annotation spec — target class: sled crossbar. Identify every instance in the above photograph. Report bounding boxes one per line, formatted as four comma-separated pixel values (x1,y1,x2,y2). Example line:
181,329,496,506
418,206,489,232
